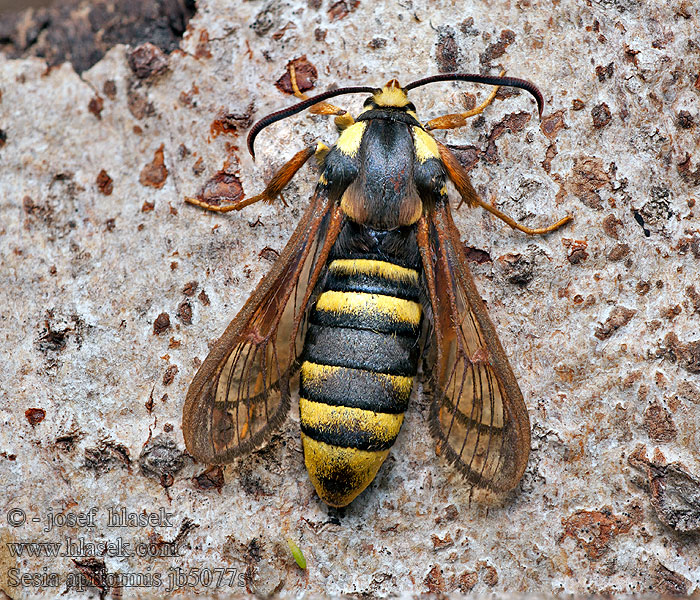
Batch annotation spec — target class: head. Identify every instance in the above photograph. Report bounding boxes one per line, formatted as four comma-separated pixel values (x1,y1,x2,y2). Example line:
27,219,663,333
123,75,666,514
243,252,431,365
368,80,413,109
247,73,543,158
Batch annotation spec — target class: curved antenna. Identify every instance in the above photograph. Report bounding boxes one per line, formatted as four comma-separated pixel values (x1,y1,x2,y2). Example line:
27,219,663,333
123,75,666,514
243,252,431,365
247,86,376,158
404,73,544,117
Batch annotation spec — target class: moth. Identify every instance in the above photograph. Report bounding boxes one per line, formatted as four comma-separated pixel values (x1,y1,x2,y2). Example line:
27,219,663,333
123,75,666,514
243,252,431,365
182,69,571,507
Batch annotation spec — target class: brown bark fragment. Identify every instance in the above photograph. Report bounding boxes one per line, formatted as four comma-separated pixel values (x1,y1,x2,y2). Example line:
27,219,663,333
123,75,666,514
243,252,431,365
677,152,700,186
328,0,360,21
562,238,589,264
276,56,318,94
484,112,531,164
629,446,700,533
542,143,557,173
595,62,614,82
435,504,459,523
25,408,46,426
198,290,210,306
84,440,132,474
676,233,700,258
481,565,498,586
448,145,480,171
662,304,682,320
560,156,611,209
676,110,694,129
96,169,113,195
480,29,515,65
601,214,622,239
177,301,192,325
194,466,225,492
194,171,245,207
194,29,212,59
607,243,630,261
88,94,104,119
561,508,633,559
103,80,117,99
652,563,691,596
463,245,492,264
623,44,640,66
636,281,651,295
162,365,178,386
138,435,185,485
210,104,255,138
498,252,534,286
458,570,478,592
192,157,205,176
594,306,635,340
424,565,446,593
183,281,198,297
592,102,612,128
677,381,700,404
435,26,459,73
540,110,567,139
431,534,454,550
127,86,155,120
258,247,280,263
178,83,199,107
139,144,168,189
686,285,700,314
153,312,170,335
128,42,169,79
661,332,700,373
643,401,677,442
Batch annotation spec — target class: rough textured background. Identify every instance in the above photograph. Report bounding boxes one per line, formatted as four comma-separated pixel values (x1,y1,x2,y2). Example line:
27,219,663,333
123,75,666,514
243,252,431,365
1,0,700,597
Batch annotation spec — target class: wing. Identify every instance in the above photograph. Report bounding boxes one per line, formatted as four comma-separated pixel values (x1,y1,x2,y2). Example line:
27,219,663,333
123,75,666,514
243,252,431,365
183,188,344,464
419,200,531,494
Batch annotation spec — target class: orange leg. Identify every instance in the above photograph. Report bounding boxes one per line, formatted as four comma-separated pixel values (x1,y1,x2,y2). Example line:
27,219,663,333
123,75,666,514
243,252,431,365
186,142,328,213
424,70,505,132
290,64,354,130
437,141,573,235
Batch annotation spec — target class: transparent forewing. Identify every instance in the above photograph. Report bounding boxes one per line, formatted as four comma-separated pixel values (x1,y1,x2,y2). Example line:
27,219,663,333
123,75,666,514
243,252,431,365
183,190,335,464
210,277,302,455
424,204,530,493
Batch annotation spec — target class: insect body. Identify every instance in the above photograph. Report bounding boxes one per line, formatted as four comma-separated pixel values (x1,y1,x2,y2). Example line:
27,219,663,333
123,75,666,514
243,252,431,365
183,73,571,507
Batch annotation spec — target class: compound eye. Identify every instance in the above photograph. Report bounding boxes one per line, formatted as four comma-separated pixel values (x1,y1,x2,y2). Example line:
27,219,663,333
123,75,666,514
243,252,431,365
363,98,374,107
406,102,416,112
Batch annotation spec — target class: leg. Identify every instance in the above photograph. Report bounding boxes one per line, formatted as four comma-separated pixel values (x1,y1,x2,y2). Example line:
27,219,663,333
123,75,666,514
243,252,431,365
424,70,505,132
290,64,355,130
186,142,329,213
437,141,572,235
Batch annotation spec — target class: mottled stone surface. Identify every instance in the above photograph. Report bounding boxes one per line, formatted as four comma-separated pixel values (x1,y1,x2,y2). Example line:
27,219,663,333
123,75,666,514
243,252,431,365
1,1,699,597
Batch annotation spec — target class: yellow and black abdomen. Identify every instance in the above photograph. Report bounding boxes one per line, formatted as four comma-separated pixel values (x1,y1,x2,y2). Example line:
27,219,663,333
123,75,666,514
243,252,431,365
300,257,422,506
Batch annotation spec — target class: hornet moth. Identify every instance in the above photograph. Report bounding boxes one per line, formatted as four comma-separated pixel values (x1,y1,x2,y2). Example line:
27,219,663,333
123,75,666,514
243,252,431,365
183,68,572,507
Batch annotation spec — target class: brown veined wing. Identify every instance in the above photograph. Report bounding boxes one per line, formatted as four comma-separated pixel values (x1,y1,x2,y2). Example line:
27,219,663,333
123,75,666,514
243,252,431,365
183,188,341,464
421,200,531,494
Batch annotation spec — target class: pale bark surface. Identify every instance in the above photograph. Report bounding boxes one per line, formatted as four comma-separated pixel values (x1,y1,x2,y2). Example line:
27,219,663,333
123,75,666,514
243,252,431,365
1,0,699,597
